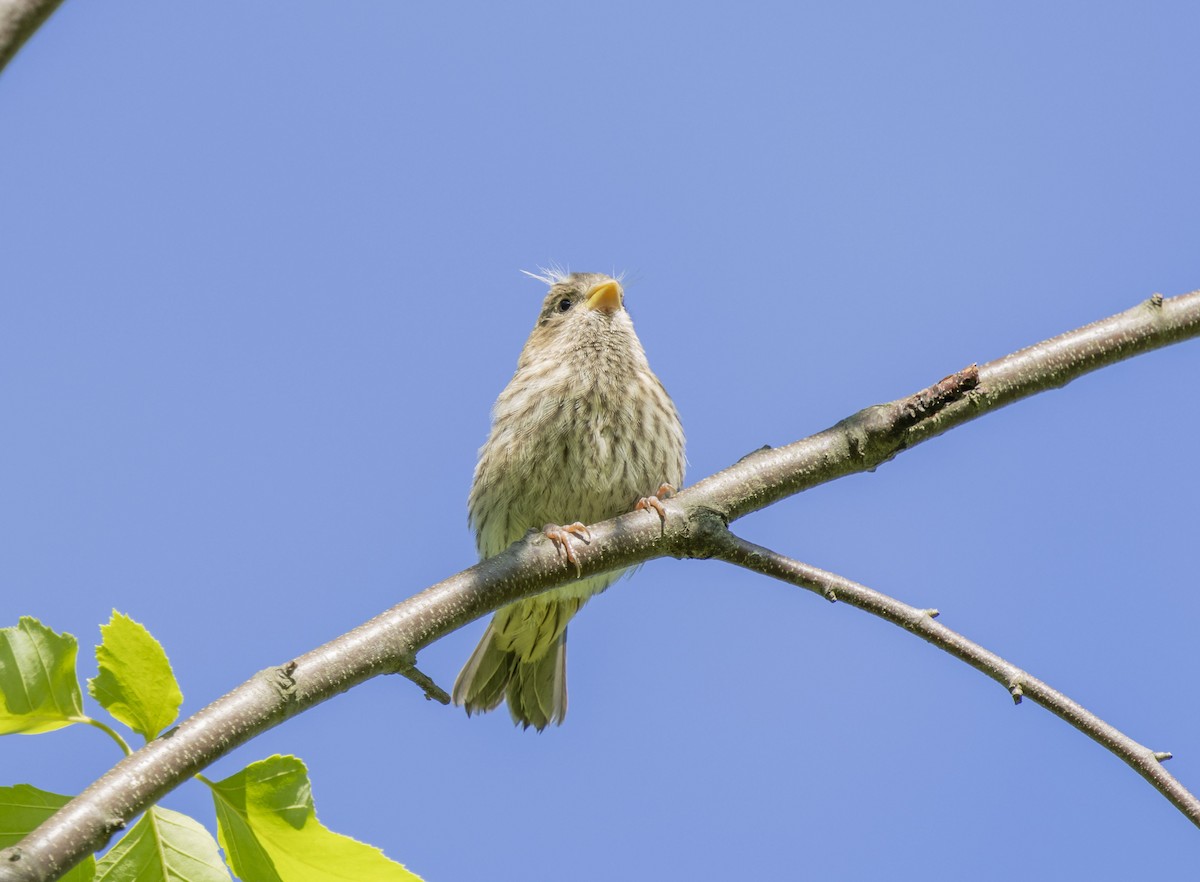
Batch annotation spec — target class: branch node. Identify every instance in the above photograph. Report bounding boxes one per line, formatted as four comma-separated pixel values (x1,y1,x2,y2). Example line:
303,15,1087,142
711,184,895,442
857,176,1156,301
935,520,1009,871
272,661,299,699
395,656,451,704
1008,681,1024,705
1154,751,1174,763
735,444,773,464
923,608,940,619
1148,292,1164,309
684,506,732,559
823,587,838,603
894,364,982,430
2,847,20,863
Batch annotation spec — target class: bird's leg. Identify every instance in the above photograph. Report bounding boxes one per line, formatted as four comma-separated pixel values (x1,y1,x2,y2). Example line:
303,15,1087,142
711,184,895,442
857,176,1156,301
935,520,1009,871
542,522,591,575
635,482,676,528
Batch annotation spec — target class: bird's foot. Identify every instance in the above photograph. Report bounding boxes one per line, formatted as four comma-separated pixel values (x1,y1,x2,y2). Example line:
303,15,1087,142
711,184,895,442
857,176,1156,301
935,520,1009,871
542,522,591,575
635,483,677,529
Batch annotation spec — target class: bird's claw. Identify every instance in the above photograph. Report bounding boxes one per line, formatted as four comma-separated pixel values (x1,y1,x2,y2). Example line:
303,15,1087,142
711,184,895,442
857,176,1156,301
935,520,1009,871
635,495,667,522
543,522,590,576
635,483,676,529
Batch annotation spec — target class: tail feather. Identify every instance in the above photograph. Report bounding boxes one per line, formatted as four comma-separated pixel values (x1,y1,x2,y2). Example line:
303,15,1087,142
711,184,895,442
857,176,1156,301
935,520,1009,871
453,598,580,731
451,621,511,714
508,630,568,730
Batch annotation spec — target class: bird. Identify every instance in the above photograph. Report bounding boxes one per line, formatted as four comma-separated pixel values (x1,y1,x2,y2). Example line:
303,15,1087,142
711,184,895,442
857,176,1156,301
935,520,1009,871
452,270,686,730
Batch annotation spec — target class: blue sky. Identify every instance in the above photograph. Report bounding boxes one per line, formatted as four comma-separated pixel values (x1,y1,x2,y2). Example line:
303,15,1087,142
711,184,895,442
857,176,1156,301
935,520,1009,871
3,3,1199,879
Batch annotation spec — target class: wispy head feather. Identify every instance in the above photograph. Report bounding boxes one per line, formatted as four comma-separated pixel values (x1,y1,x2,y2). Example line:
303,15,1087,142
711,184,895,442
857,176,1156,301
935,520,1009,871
520,263,570,286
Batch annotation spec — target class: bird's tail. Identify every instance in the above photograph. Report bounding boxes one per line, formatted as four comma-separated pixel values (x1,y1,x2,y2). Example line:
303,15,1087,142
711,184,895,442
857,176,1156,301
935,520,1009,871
452,597,583,731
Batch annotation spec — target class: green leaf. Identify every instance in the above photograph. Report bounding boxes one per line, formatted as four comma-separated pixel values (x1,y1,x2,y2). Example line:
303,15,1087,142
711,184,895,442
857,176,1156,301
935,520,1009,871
210,756,422,882
0,617,84,734
0,784,95,882
95,806,230,882
88,612,183,741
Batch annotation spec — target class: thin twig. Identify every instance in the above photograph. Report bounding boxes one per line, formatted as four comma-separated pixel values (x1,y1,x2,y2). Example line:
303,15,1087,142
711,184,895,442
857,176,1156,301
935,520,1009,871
395,656,451,705
2,290,1199,882
705,527,1200,826
0,0,64,75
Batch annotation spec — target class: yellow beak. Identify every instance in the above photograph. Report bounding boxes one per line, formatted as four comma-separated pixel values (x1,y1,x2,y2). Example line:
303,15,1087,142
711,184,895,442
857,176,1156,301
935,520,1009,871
585,280,623,314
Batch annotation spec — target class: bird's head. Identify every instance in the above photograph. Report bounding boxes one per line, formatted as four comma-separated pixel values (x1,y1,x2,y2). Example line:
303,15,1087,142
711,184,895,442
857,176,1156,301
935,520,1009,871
517,271,642,370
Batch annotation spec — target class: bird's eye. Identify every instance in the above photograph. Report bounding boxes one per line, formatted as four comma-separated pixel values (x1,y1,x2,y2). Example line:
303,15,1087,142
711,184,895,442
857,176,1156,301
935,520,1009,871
557,298,573,313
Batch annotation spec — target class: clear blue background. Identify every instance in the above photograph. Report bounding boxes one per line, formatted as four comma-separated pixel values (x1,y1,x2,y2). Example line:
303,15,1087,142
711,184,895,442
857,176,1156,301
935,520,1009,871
3,3,1199,879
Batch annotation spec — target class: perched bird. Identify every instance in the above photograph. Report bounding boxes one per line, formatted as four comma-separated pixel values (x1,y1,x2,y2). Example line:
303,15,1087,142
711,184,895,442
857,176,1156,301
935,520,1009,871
452,270,686,730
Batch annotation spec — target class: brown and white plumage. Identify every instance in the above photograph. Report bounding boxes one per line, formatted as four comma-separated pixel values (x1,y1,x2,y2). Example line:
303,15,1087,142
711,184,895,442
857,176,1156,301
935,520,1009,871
452,271,685,730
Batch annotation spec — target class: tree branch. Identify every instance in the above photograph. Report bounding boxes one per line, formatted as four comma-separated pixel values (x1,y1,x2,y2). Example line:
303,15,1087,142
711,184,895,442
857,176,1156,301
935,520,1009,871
688,291,1200,522
705,528,1200,825
3,289,1198,881
0,0,64,75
